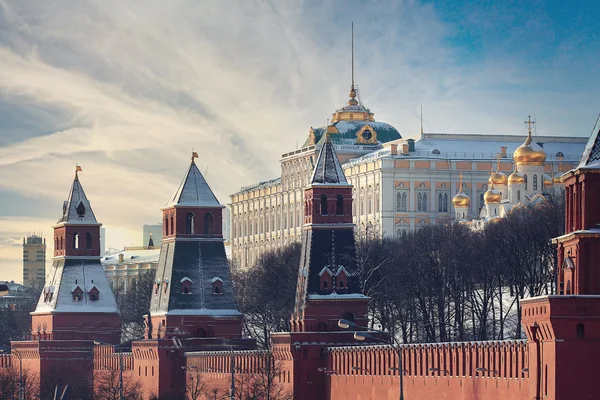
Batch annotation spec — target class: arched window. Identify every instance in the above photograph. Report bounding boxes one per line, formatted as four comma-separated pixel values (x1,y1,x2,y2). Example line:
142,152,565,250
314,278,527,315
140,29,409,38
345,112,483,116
323,280,329,289
417,193,422,211
320,195,328,215
164,217,168,236
396,192,402,211
196,328,207,338
85,232,92,250
73,233,79,249
533,175,538,191
204,213,214,234
444,193,448,212
517,190,521,202
212,277,223,295
181,278,192,294
342,312,355,322
169,216,174,235
524,174,528,190
338,280,344,289
336,195,344,215
130,278,137,292
438,193,445,212
566,280,571,295
423,193,428,211
186,213,195,234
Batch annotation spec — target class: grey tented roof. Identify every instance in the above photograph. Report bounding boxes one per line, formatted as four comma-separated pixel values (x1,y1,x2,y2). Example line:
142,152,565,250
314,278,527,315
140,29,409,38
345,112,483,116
310,137,350,185
166,160,221,207
579,115,600,169
57,172,98,225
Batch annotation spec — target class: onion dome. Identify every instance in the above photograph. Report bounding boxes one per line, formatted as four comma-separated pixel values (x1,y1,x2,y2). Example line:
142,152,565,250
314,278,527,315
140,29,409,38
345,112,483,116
508,171,525,184
484,185,502,204
453,191,470,208
543,173,553,187
488,171,508,186
513,117,546,166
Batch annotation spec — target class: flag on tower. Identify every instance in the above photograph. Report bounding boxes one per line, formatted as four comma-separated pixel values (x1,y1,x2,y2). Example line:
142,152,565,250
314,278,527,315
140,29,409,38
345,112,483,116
192,151,199,159
76,165,82,172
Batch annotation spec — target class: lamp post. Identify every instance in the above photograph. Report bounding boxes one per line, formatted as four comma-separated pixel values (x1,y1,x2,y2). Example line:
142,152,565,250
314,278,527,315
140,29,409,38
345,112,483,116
338,319,405,400
94,341,123,400
0,347,23,400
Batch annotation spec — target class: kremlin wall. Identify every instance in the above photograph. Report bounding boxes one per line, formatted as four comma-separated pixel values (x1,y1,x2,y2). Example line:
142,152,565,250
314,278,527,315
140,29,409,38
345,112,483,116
2,109,600,399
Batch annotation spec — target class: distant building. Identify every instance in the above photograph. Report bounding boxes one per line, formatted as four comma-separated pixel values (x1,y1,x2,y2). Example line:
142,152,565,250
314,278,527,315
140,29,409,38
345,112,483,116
142,224,162,247
101,246,159,293
0,281,35,310
22,234,46,288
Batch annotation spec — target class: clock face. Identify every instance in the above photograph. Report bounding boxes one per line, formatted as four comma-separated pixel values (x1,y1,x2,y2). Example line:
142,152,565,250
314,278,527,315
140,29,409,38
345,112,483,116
361,130,373,141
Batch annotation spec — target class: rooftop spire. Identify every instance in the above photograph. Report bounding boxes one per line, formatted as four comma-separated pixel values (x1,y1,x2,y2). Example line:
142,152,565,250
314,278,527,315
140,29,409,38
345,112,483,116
58,166,98,225
524,115,535,146
310,136,349,185
166,154,221,208
348,22,358,106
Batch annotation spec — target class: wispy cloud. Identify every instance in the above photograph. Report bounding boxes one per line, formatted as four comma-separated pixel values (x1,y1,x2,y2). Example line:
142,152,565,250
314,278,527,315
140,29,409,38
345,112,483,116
0,0,599,282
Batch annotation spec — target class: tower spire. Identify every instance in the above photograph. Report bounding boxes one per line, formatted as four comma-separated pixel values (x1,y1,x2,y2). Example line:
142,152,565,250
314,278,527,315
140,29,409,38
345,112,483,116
348,22,358,106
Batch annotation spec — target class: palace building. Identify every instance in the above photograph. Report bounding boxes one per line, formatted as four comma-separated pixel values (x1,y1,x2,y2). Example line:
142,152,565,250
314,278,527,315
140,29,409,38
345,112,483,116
229,85,586,268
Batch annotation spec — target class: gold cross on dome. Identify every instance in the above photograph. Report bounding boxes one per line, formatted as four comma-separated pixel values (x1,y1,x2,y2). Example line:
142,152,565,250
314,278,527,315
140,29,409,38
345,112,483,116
524,115,535,132
496,152,502,171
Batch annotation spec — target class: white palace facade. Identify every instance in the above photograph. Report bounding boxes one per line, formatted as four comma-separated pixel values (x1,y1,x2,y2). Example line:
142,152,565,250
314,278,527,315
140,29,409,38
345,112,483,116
229,87,586,268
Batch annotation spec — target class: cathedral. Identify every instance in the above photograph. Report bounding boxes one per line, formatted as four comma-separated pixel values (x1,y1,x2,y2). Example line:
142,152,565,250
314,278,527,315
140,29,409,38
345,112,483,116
453,116,562,228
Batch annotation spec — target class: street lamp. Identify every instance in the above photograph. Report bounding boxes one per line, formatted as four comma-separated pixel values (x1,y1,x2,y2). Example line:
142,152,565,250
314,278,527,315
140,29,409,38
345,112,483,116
339,320,405,400
94,341,124,400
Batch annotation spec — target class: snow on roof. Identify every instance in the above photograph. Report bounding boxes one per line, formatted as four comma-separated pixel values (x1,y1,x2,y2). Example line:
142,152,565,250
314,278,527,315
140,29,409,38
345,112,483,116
166,160,222,208
57,172,98,225
579,116,600,168
153,308,242,317
307,293,369,300
180,277,193,283
101,248,160,265
32,260,119,315
310,137,350,185
211,277,223,283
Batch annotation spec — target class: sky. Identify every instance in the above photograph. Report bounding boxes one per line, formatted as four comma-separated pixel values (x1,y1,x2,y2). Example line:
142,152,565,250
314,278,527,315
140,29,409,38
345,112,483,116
1,0,599,283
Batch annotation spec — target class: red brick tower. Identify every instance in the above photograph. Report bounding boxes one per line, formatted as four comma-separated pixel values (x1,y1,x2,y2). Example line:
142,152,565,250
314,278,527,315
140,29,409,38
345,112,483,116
522,119,600,400
31,168,121,343
291,135,369,333
134,154,253,399
272,135,372,400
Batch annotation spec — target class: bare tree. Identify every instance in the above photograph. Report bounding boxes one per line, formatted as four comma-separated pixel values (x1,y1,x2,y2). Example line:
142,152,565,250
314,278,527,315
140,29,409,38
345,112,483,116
0,366,39,400
93,365,143,400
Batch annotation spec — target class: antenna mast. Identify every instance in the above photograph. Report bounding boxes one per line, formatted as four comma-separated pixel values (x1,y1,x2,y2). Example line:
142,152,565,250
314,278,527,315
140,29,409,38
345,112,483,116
351,22,354,89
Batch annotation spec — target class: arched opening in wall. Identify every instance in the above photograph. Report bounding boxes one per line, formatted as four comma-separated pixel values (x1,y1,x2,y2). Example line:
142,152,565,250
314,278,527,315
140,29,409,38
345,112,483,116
169,216,174,235
186,213,195,234
323,280,329,289
524,174,528,190
576,323,585,339
338,280,345,289
320,195,328,215
566,280,571,295
73,233,79,249
164,217,168,235
533,175,538,191
85,232,93,250
316,322,328,332
336,195,344,215
545,364,548,396
196,328,207,338
342,312,355,323
204,212,214,234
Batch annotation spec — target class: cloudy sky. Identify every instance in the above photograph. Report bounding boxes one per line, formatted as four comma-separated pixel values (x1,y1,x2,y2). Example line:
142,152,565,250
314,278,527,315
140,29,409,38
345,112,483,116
1,0,599,283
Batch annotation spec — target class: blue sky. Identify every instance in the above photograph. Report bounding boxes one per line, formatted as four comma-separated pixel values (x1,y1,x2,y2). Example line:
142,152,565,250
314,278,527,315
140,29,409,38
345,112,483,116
0,0,599,282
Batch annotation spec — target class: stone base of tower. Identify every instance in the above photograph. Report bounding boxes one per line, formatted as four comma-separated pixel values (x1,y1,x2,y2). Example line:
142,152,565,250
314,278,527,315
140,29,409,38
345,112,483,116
31,312,121,344
522,295,600,400
292,296,369,332
146,313,242,339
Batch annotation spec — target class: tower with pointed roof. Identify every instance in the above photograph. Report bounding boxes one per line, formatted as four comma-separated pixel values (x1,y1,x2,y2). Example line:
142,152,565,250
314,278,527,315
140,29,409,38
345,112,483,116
291,135,369,333
31,168,121,343
146,153,241,340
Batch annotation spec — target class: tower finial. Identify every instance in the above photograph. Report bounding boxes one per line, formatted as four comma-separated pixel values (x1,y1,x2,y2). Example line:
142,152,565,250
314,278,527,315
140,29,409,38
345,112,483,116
524,115,535,145
496,152,502,172
458,171,463,191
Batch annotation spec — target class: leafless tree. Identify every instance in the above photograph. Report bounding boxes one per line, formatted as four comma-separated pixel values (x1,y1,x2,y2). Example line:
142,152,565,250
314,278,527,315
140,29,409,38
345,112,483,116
0,366,39,400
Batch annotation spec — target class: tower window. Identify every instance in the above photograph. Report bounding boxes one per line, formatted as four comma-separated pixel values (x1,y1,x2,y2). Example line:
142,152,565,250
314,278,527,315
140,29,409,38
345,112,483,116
85,232,92,250
320,195,328,215
72,286,83,301
88,287,100,302
186,213,195,234
517,190,521,202
533,175,538,191
524,174,528,190
181,277,193,294
73,233,79,249
76,201,86,217
396,192,407,212
336,195,344,215
204,212,214,234
211,277,223,295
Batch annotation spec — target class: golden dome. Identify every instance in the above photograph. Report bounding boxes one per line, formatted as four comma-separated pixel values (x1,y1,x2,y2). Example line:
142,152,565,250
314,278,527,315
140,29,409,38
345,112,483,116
543,173,553,187
508,171,525,184
488,171,508,186
513,121,546,166
484,187,502,204
453,192,470,208
553,172,563,184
